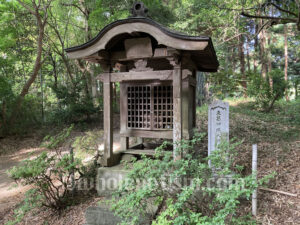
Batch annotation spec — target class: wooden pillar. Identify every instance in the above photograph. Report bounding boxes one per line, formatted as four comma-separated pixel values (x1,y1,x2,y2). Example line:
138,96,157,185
101,65,120,166
103,72,113,159
120,83,129,150
173,64,182,160
120,137,129,150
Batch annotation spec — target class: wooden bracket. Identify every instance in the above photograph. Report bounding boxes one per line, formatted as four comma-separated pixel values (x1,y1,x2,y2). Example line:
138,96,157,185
130,59,153,72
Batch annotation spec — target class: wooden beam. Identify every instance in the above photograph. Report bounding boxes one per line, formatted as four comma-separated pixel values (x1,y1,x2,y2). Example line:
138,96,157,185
122,149,156,156
120,130,173,139
97,70,172,82
96,70,193,82
84,48,182,63
124,37,153,59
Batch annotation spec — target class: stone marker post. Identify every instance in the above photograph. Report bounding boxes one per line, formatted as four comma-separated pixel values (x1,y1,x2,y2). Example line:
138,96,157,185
208,100,229,167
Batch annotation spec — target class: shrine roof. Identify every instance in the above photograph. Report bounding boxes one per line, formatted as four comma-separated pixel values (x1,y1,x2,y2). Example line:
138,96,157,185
65,5,219,72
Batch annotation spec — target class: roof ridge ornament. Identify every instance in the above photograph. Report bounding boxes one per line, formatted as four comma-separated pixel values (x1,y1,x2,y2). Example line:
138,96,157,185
130,2,148,18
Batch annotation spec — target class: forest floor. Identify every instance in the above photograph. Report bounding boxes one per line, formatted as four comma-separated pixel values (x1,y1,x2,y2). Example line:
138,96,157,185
0,134,46,216
0,98,299,225
197,98,300,224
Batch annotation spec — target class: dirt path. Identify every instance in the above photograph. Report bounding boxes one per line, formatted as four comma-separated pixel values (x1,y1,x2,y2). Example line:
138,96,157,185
0,129,123,218
0,144,46,214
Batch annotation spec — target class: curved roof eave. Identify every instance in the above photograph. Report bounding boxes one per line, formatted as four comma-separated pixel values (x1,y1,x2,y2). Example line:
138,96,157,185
65,17,211,59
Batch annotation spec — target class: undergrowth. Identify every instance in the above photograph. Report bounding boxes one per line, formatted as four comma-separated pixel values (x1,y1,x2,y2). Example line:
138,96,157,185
197,98,300,143
6,125,92,224
109,134,274,225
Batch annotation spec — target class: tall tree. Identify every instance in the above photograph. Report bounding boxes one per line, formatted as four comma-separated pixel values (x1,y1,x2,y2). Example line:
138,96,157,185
284,24,289,100
241,0,300,31
258,17,268,79
9,0,52,127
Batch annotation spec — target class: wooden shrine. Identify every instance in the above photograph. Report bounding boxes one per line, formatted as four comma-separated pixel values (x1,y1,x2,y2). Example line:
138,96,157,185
66,2,219,166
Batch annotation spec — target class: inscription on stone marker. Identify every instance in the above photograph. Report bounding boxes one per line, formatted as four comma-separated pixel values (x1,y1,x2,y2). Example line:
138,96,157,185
208,100,229,160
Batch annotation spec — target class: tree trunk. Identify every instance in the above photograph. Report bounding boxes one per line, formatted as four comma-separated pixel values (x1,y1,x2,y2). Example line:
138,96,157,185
254,25,258,73
284,24,289,101
246,36,251,72
76,59,93,97
238,34,247,96
268,59,273,89
258,17,268,79
61,54,76,87
1,100,7,131
266,92,280,112
73,1,95,103
267,32,273,89
49,53,58,88
231,48,236,72
196,72,207,106
9,4,47,127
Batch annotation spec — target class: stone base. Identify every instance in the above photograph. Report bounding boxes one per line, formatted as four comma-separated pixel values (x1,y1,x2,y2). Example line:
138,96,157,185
100,153,121,167
83,204,152,225
83,206,121,225
96,165,128,197
86,165,157,225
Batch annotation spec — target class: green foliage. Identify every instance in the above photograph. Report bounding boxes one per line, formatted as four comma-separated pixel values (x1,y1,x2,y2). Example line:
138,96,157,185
9,125,84,210
1,0,299,133
0,0,18,50
0,76,13,101
247,70,287,111
0,76,14,132
72,129,103,161
208,70,242,99
0,86,44,135
50,82,98,123
275,99,300,126
8,149,83,210
110,135,273,225
5,189,43,225
41,124,74,149
13,95,44,130
89,0,175,33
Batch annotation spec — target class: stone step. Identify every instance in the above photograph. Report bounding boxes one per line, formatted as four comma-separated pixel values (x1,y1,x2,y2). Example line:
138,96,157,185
84,206,121,225
96,165,128,197
83,204,153,225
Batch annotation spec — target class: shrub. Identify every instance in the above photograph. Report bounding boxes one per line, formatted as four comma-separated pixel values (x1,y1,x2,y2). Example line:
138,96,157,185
110,135,273,225
207,70,241,99
72,129,103,163
9,149,83,210
247,70,287,112
50,81,98,123
5,189,42,225
8,125,84,210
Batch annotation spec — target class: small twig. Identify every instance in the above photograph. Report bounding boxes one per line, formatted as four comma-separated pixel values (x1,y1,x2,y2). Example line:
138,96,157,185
259,187,298,197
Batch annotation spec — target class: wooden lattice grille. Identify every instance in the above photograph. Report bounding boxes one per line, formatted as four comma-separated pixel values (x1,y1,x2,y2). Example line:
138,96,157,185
153,85,173,129
127,85,151,129
127,83,173,130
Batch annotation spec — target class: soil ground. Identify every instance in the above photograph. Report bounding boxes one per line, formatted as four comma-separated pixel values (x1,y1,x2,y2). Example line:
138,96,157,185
0,135,45,216
0,99,299,225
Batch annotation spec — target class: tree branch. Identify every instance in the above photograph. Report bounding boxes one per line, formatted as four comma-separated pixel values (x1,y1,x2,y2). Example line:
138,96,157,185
241,12,297,22
17,0,36,15
265,2,298,17
61,3,86,17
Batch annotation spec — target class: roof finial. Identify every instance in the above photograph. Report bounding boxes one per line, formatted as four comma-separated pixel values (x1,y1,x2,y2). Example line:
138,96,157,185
130,2,148,17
